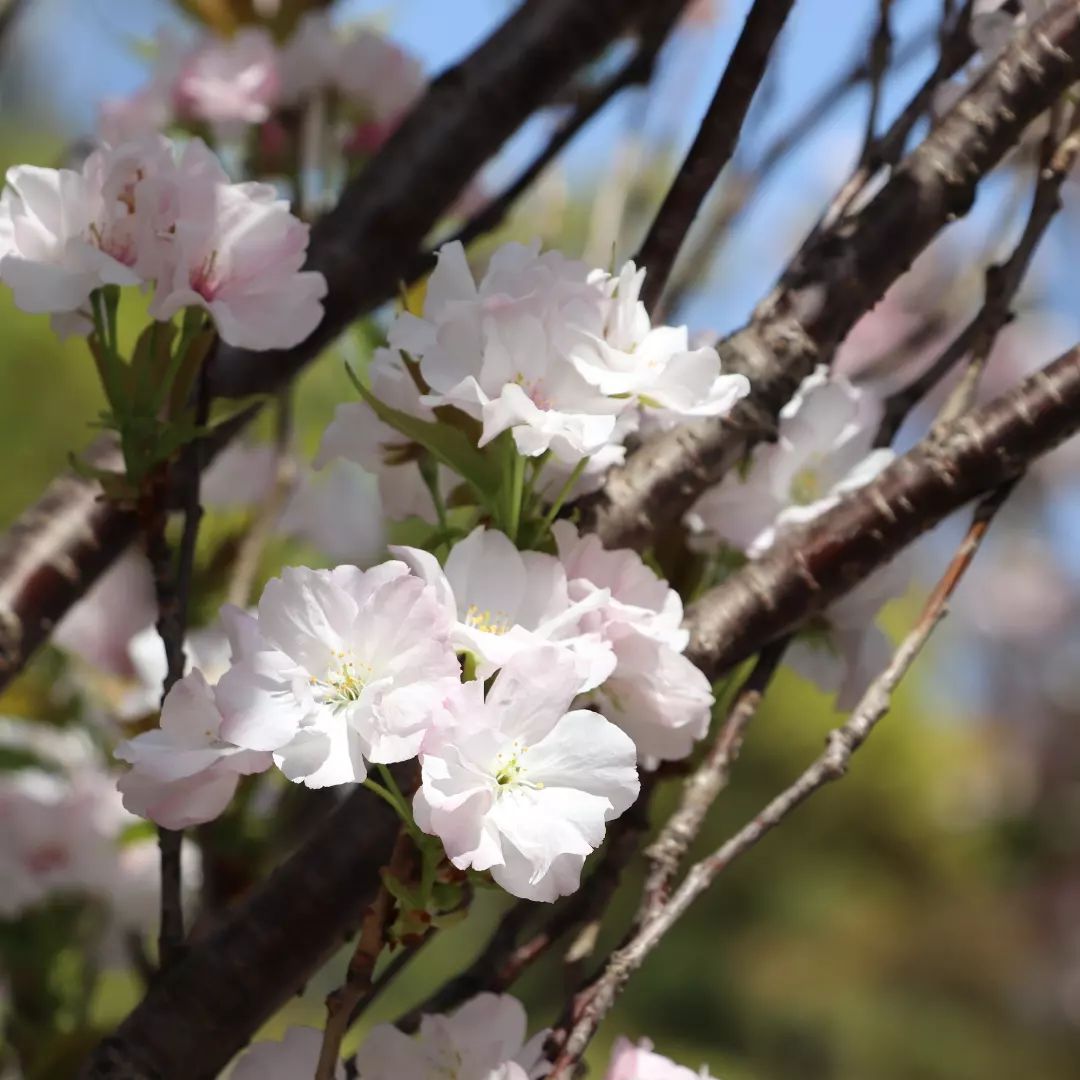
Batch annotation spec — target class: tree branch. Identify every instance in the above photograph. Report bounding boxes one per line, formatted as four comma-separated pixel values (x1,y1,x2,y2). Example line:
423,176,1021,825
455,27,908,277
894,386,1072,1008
577,0,1080,549
79,787,400,1079
547,485,1010,1074
636,0,797,315
684,339,1080,682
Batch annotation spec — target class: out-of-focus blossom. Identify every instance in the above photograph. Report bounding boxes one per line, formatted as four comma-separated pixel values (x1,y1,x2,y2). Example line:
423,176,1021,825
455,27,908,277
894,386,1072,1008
174,28,280,134
605,1036,715,1079
414,646,639,901
316,348,455,524
216,564,460,787
116,670,273,828
394,526,615,689
0,717,199,924
354,993,547,1080
686,368,893,557
54,551,157,679
231,1026,341,1080
389,241,746,464
785,559,910,710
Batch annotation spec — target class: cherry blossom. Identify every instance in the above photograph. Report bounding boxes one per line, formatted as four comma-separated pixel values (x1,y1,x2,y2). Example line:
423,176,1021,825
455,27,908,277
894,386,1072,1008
389,240,745,463
0,717,200,922
0,135,327,350
174,28,280,135
354,992,547,1080
390,240,629,461
116,669,273,829
568,260,749,418
148,172,327,350
605,1037,715,1079
686,367,894,557
552,522,713,764
414,646,639,901
393,526,615,689
315,347,455,524
230,1026,341,1080
215,564,460,788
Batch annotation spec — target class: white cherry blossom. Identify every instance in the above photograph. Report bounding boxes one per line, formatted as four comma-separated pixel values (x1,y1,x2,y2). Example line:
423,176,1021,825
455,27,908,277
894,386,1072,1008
393,526,615,689
231,1026,341,1080
355,993,547,1080
116,669,273,828
605,1037,715,1079
414,646,639,901
390,240,626,462
215,563,460,788
568,260,749,418
686,367,894,557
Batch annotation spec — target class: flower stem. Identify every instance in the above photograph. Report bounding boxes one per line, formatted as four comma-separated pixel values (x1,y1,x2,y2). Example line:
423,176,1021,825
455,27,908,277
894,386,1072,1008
506,448,525,543
539,456,589,535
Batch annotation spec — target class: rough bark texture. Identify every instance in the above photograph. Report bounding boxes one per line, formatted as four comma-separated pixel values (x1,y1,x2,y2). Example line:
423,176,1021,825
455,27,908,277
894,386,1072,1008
80,788,398,1079
684,344,1080,680
578,0,1080,549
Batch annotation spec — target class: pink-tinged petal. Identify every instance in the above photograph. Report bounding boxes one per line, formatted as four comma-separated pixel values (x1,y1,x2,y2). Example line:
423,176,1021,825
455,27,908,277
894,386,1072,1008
215,652,311,751
117,766,240,830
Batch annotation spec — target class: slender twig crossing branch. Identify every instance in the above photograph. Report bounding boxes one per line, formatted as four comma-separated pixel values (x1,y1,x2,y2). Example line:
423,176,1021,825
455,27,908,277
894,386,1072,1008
546,486,1011,1075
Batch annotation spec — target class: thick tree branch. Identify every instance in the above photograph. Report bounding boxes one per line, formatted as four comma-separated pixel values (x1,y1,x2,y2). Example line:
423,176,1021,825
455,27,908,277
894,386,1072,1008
547,486,1009,1074
684,340,1080,682
637,0,797,315
79,787,400,1080
0,0,688,694
578,0,1080,549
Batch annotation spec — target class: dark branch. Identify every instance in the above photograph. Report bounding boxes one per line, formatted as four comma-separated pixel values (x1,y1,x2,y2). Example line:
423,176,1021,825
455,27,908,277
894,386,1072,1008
636,0,796,315
79,788,400,1079
577,0,1079,549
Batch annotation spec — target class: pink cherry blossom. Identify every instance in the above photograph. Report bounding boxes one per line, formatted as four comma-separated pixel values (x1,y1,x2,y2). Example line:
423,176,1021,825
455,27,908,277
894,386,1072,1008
354,993,547,1080
149,173,327,349
215,564,460,788
414,645,639,901
174,27,281,134
116,669,272,829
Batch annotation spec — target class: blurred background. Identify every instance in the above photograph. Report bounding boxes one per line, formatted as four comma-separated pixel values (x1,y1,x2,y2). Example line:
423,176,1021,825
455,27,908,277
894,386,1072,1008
2,1,1080,1077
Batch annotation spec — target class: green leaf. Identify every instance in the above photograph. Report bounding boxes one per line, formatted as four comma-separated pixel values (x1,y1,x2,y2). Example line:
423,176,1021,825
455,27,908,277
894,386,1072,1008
345,363,501,504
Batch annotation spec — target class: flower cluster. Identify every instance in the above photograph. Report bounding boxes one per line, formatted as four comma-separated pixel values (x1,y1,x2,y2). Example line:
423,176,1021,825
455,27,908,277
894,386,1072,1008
229,994,713,1079
0,717,198,926
687,367,909,707
0,135,326,349
102,15,424,155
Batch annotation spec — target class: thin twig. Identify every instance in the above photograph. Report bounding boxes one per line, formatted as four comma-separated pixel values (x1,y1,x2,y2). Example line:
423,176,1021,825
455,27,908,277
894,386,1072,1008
858,1,895,167
876,98,1080,446
816,0,974,232
226,391,298,607
637,0,796,316
638,637,789,922
316,828,416,1080
547,485,1013,1075
142,376,208,972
